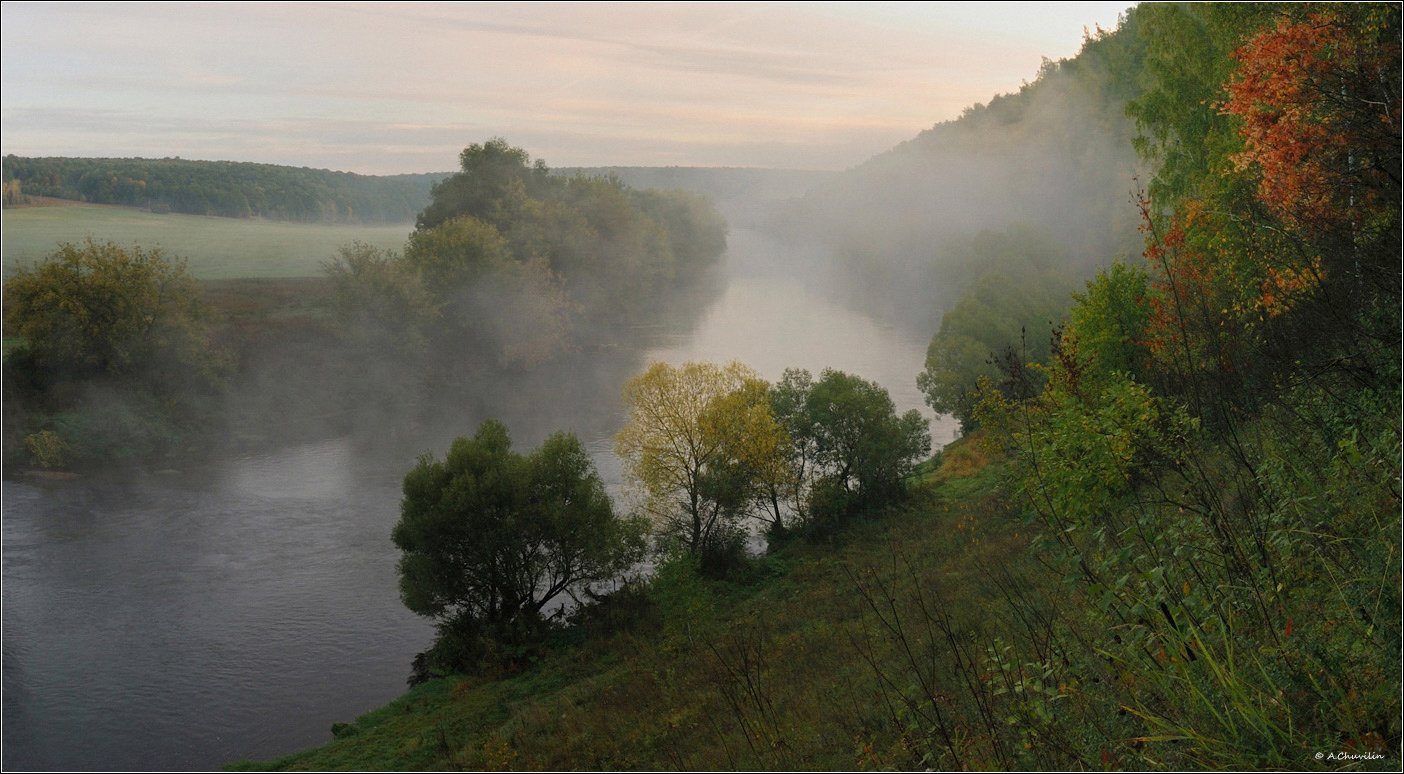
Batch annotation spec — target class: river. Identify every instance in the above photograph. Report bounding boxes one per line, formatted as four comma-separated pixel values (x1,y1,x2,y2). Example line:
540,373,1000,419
1,226,957,770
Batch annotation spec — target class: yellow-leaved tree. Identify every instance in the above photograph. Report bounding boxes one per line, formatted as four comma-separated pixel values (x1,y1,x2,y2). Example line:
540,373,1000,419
615,360,788,566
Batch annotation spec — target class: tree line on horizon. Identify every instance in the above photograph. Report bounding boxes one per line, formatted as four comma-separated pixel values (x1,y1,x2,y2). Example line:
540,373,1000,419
1,154,446,223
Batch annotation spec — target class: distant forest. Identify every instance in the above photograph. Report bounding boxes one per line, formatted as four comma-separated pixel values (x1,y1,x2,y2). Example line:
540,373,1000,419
1,155,447,223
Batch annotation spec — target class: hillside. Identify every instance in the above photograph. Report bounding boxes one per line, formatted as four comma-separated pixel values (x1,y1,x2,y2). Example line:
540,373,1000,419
234,443,1034,771
1,155,832,228
770,11,1147,335
238,5,1400,770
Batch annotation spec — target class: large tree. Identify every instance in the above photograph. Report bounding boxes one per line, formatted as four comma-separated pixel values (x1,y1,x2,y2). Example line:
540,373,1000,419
393,420,646,670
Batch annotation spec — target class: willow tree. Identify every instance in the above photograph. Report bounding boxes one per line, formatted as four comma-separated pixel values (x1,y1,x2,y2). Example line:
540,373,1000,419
615,360,787,562
394,420,646,673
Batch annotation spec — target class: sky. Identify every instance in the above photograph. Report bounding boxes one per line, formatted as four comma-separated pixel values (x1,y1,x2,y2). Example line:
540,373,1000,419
0,2,1134,175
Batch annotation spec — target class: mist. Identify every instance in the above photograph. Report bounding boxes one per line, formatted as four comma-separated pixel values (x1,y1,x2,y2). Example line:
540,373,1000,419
766,36,1146,335
4,13,1143,773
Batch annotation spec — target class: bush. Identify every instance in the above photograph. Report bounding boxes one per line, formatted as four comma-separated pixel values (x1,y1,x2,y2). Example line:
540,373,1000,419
3,239,227,466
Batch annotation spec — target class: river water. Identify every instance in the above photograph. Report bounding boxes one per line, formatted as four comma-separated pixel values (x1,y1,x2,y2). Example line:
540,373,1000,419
1,227,956,770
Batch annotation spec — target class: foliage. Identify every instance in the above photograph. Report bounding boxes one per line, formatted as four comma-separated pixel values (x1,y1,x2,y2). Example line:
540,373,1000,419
23,429,67,469
1124,3,1272,205
763,368,821,532
326,139,727,369
3,239,222,382
415,140,725,305
616,360,930,556
403,215,512,291
1221,6,1400,238
237,10,1399,773
415,139,551,232
393,420,647,675
803,369,930,515
1,154,440,222
3,239,229,466
917,227,1077,432
615,361,785,566
323,241,435,358
403,214,572,368
702,376,794,543
963,5,1402,768
1065,261,1152,378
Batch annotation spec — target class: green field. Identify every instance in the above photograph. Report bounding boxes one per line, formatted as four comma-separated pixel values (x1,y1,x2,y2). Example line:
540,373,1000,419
2,202,413,280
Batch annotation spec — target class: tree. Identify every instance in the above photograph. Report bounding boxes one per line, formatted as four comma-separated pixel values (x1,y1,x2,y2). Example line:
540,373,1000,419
615,361,786,562
762,368,820,532
1065,261,1152,379
1219,4,1401,307
3,239,222,384
702,375,792,539
916,230,1075,432
1221,6,1400,239
416,138,551,232
2,239,229,465
323,241,436,358
403,214,512,293
393,420,646,672
402,215,572,368
804,369,930,512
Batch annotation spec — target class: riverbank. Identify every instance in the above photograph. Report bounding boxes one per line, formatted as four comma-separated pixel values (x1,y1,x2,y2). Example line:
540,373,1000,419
231,436,1013,770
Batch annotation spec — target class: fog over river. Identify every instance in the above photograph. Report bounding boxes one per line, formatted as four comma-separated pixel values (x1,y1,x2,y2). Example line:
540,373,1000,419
2,226,957,771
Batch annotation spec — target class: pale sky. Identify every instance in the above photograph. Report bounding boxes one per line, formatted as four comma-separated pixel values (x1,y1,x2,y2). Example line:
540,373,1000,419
0,1,1134,174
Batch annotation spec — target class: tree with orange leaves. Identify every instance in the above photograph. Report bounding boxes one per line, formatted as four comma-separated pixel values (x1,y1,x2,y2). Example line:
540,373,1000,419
1221,6,1400,295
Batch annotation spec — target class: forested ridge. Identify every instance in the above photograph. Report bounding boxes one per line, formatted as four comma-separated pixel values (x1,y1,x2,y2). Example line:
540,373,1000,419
2,155,447,223
0,155,829,226
774,10,1147,336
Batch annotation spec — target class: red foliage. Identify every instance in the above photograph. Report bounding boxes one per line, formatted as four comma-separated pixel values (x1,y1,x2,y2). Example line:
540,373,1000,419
1222,10,1401,232
1138,195,1238,374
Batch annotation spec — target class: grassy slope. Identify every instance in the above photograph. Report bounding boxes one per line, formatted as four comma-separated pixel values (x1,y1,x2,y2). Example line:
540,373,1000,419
232,438,1027,771
2,201,411,280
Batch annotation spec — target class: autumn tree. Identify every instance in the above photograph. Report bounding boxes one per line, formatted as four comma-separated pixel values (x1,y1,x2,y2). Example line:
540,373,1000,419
615,361,787,565
1222,7,1400,236
1220,4,1401,313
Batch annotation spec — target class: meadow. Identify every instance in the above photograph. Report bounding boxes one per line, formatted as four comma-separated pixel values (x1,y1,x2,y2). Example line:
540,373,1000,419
2,200,412,280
